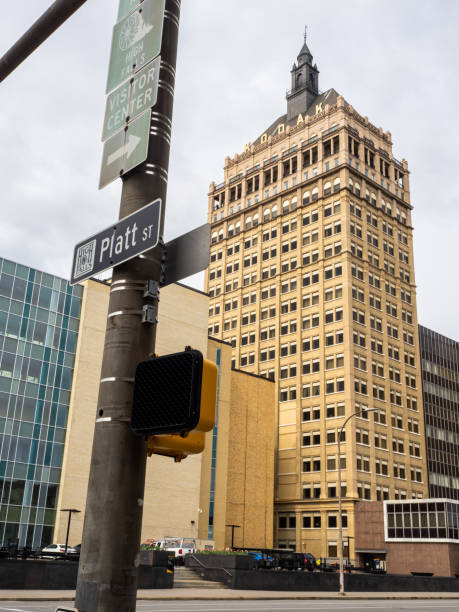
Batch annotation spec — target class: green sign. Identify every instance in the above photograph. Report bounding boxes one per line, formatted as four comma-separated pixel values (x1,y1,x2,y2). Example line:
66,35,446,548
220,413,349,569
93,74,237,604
117,0,141,22
99,109,151,190
106,0,165,94
102,56,160,142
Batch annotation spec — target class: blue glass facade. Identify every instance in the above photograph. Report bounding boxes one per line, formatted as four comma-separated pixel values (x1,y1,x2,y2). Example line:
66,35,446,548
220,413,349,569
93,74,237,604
208,348,221,539
0,257,82,549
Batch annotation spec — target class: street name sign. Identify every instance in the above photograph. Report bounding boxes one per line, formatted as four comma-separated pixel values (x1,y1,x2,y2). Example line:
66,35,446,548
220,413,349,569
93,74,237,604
102,56,160,141
99,108,151,189
70,199,161,285
106,0,165,93
160,224,211,287
117,0,141,22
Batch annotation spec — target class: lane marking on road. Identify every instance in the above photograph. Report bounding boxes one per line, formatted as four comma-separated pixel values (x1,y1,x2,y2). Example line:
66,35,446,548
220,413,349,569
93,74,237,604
135,605,459,612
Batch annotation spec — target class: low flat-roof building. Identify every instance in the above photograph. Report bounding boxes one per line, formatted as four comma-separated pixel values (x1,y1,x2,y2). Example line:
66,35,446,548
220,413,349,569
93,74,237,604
354,499,459,576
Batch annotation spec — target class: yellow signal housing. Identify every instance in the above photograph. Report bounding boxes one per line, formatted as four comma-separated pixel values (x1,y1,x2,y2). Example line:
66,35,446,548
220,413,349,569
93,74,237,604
139,348,218,461
195,356,218,432
147,431,206,463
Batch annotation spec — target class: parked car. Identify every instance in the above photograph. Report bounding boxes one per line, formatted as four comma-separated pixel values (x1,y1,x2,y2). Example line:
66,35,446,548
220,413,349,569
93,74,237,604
301,552,317,571
277,551,316,571
247,550,276,569
41,543,78,557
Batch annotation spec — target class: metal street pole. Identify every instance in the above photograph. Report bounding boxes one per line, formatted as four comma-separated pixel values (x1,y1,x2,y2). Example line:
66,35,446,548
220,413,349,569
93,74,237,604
0,0,88,82
338,408,377,596
60,508,80,556
346,535,353,569
75,2,181,610
225,524,241,549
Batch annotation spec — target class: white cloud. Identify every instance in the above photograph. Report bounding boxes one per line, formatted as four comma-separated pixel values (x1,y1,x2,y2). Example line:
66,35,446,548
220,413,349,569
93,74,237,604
0,0,458,340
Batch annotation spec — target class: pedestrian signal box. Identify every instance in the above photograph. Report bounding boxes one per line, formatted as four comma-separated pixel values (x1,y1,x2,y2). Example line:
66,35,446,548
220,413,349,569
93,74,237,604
131,348,217,437
147,430,206,462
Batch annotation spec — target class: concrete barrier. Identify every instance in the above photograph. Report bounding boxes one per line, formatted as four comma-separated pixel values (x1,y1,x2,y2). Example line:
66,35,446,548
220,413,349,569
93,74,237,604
0,559,78,589
230,569,459,591
0,559,173,589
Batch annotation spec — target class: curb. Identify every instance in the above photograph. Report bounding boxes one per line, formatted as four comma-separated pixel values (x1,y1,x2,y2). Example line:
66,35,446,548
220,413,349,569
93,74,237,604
1,593,459,602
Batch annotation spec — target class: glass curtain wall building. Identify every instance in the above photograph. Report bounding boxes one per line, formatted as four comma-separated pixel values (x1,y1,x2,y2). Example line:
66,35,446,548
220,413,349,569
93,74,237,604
419,325,459,500
0,257,82,548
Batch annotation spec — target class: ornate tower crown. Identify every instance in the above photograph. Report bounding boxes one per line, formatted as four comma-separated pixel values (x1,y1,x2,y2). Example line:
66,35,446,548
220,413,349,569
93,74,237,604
286,27,320,121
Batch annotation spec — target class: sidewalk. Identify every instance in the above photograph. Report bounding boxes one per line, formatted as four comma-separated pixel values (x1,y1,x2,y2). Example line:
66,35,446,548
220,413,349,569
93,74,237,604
0,588,458,601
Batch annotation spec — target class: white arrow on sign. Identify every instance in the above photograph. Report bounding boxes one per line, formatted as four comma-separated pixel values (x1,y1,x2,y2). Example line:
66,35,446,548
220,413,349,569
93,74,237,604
107,135,141,166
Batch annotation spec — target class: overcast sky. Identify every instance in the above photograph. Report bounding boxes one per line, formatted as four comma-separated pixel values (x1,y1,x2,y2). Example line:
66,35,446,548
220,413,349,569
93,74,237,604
1,0,458,340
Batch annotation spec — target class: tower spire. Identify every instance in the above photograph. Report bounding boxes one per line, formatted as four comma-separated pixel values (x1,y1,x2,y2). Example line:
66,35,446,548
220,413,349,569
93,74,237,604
286,28,320,120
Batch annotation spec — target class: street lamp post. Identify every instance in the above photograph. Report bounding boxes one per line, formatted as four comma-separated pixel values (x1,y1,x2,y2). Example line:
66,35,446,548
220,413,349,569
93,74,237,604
225,524,240,549
338,408,377,595
60,508,81,556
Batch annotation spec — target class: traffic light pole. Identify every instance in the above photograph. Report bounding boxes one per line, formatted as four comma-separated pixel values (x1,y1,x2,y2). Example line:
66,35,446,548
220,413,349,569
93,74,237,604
75,2,180,610
0,0,88,82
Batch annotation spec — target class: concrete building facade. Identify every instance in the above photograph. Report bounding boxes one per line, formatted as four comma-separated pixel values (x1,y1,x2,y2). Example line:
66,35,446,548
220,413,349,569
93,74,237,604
54,280,212,546
419,325,459,500
206,35,428,559
199,339,275,550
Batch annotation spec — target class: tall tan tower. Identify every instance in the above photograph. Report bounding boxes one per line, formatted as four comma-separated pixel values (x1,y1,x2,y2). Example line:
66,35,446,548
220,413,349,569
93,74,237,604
206,33,428,560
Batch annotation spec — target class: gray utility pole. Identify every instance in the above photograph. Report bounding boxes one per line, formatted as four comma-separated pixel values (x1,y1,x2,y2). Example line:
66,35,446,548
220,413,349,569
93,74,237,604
75,1,180,610
0,0,88,82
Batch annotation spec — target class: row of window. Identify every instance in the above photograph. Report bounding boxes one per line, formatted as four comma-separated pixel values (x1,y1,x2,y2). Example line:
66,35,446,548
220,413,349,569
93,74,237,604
214,151,409,226
278,511,348,531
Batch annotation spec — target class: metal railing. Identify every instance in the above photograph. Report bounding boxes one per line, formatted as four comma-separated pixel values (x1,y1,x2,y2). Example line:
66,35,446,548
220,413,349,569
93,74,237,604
188,554,233,578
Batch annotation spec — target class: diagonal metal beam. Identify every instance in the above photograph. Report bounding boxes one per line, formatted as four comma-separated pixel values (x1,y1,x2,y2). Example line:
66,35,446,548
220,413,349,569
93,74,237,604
0,0,88,83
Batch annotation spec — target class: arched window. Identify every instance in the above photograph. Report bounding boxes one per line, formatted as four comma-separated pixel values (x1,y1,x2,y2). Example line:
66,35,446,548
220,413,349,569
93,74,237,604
245,216,252,229
354,182,361,196
291,196,298,211
283,200,290,213
228,224,234,237
263,208,271,221
211,232,218,245
272,205,279,219
235,221,241,234
324,181,331,196
333,177,341,192
365,189,370,202
311,187,319,202
349,178,354,192
386,202,392,216
303,191,310,205
253,213,259,227
371,192,377,206
218,230,224,242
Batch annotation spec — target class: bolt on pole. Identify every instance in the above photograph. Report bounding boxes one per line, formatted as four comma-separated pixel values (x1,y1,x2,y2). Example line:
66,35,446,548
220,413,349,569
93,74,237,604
75,1,181,610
